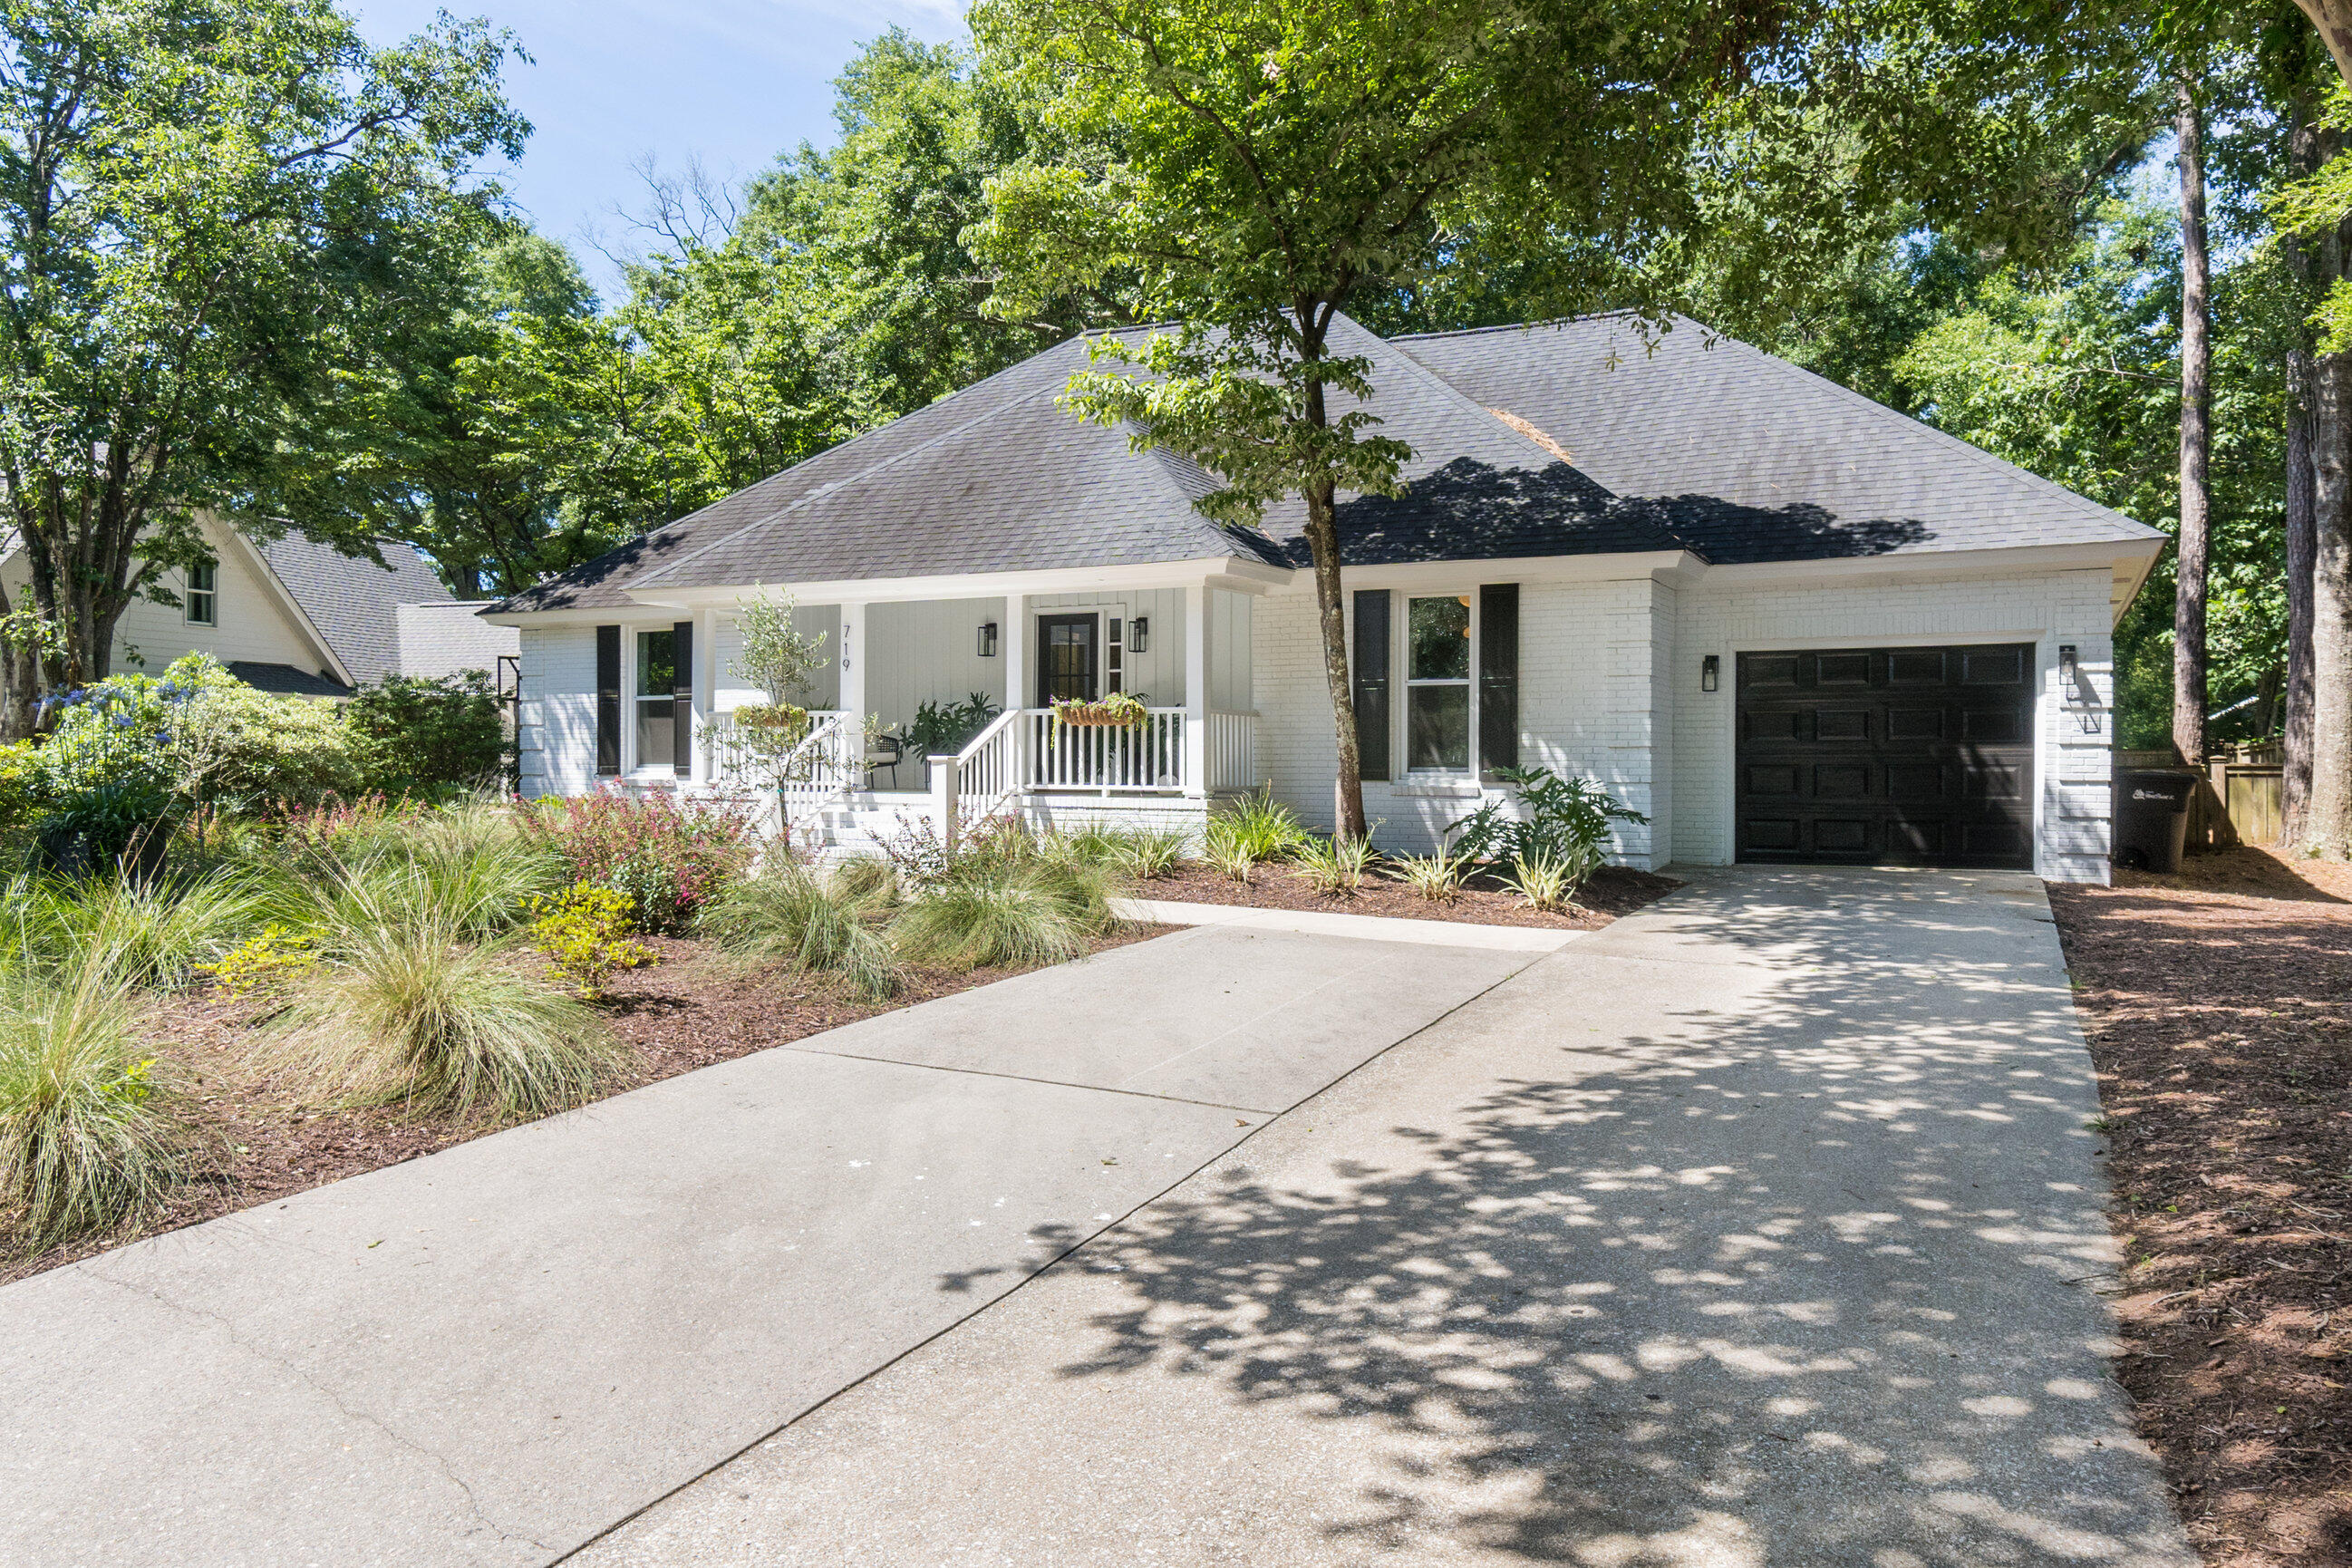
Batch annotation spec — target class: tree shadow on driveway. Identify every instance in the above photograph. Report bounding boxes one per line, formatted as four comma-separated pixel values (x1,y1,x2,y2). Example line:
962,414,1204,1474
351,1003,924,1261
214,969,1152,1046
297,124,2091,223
1040,874,2195,1566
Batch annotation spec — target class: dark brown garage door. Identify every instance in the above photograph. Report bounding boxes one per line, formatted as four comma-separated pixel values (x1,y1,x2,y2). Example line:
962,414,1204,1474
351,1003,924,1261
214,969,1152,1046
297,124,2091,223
1736,644,2036,869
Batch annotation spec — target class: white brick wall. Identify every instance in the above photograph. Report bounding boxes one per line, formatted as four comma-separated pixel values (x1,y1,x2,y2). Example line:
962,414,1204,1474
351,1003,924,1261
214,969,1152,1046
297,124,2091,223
1670,566,2117,883
1250,576,1675,866
518,625,598,799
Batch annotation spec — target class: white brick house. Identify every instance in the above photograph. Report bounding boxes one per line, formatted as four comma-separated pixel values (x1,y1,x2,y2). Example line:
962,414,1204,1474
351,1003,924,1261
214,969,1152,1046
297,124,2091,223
482,313,2161,883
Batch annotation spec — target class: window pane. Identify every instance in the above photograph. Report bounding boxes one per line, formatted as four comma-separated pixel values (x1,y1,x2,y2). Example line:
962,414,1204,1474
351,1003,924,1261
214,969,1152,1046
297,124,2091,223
636,697,674,767
1408,596,1470,680
1407,683,1469,770
636,630,676,696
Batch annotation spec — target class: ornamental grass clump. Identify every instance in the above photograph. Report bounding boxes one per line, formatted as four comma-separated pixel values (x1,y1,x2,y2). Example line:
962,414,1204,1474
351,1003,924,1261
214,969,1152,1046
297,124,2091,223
1290,832,1379,897
1499,850,1579,913
272,872,621,1120
894,857,1121,972
5,868,267,990
0,960,196,1253
697,863,905,1001
1389,849,1470,903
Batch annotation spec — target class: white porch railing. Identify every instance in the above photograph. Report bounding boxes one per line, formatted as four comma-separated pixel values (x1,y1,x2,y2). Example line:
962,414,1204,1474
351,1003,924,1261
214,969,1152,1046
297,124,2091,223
706,709,858,837
953,706,1023,822
1024,707,1187,791
1205,710,1257,794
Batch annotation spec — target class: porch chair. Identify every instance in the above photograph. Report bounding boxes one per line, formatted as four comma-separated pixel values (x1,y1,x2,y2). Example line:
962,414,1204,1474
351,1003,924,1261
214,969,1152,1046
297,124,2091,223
865,730,905,790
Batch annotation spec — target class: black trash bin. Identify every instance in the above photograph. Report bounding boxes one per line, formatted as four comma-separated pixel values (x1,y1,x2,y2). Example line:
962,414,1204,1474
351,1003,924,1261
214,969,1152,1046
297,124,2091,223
2113,770,2195,873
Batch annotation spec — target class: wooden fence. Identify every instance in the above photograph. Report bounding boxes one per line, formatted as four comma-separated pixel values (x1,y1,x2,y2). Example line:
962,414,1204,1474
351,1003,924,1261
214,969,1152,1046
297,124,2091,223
2113,745,2283,850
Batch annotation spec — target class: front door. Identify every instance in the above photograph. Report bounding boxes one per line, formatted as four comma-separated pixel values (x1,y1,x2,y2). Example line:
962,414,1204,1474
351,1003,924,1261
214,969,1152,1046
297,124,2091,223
1038,615,1099,705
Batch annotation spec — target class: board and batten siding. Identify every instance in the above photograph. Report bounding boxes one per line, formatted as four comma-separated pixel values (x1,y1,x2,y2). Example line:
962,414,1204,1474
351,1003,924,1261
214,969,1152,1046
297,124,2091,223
711,605,839,713
1669,564,2117,884
1250,576,1671,866
1207,588,1253,714
865,598,1005,731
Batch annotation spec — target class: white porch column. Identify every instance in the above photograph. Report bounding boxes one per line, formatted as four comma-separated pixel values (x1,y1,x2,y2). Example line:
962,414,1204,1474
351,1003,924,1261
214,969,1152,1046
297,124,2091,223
691,606,719,785
1183,584,1208,798
838,602,866,789
1003,593,1030,786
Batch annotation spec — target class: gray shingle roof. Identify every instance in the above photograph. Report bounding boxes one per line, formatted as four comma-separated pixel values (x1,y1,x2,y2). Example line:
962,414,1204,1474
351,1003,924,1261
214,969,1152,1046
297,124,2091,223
227,661,351,699
484,310,2159,615
1390,314,2163,563
396,602,518,682
258,535,455,685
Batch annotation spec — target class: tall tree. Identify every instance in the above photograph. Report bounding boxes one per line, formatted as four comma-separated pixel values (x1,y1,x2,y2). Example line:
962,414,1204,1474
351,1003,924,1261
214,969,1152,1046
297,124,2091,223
2176,69,2214,763
0,0,523,732
975,0,1780,840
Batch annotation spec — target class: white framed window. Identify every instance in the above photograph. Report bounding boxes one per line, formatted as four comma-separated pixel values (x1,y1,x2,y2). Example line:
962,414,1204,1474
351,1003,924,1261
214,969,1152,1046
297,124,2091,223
184,561,217,626
634,627,677,773
1405,593,1473,772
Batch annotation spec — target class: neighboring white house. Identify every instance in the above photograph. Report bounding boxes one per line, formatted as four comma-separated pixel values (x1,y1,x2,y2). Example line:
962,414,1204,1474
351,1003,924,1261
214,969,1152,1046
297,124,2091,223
482,312,2163,884
0,515,518,697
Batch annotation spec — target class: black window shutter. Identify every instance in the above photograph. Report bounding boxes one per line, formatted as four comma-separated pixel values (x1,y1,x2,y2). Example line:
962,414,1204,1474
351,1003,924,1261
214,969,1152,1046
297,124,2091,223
1351,589,1392,782
672,621,694,777
1479,583,1519,780
595,625,621,777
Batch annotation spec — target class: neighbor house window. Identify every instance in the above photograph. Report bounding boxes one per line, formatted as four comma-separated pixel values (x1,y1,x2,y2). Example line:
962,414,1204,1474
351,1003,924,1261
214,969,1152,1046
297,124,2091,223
634,628,676,770
185,561,217,626
1406,594,1471,771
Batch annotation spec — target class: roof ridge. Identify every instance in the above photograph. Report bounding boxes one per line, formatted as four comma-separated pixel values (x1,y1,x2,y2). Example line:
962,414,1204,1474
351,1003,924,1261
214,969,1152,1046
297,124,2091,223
630,343,1096,591
1389,309,1653,344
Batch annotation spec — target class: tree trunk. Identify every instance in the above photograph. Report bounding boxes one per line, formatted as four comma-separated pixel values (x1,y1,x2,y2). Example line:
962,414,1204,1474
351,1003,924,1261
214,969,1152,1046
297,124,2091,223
2173,75,2212,765
2288,348,2318,836
2294,0,2352,85
2308,342,2352,856
1303,479,1368,842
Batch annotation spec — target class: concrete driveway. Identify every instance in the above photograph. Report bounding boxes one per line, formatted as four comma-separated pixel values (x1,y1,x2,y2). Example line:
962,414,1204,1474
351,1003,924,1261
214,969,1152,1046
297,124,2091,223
0,924,1537,1567
573,869,2196,1568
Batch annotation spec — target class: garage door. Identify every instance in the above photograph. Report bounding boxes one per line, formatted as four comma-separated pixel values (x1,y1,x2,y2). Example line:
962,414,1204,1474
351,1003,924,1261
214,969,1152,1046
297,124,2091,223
1736,644,2036,869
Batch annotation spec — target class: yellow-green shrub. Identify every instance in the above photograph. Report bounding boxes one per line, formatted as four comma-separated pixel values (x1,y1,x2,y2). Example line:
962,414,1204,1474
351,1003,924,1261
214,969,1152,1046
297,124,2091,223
198,924,318,998
527,886,654,999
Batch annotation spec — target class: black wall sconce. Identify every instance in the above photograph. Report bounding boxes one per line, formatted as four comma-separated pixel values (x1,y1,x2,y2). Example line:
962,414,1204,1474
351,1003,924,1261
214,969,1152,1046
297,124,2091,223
978,622,998,657
1700,653,1719,692
1129,616,1149,653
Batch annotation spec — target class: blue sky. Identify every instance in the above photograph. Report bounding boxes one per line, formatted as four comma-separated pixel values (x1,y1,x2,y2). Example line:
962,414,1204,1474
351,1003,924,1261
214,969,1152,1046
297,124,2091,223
353,0,968,297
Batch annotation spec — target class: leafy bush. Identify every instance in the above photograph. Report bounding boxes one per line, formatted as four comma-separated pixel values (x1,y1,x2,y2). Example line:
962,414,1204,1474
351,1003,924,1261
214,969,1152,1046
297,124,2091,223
902,692,1002,758
0,961,196,1253
199,924,318,999
1447,765,1645,872
1291,833,1378,897
527,886,655,1000
272,914,622,1119
698,863,905,1000
523,791,755,934
0,740,39,830
347,673,509,795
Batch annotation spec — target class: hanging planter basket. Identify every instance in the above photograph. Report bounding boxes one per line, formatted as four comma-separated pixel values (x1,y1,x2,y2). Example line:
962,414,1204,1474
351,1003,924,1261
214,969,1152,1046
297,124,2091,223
733,702,809,740
1051,696,1147,730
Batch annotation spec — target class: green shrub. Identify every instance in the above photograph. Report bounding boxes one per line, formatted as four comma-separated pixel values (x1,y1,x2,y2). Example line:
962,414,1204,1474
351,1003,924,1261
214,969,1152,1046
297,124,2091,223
198,924,319,999
347,673,510,795
272,918,623,1120
1447,766,1644,873
0,740,39,830
894,857,1120,971
523,791,755,934
526,885,655,1000
0,960,196,1253
698,862,905,1000
1499,849,1583,912
1208,788,1311,864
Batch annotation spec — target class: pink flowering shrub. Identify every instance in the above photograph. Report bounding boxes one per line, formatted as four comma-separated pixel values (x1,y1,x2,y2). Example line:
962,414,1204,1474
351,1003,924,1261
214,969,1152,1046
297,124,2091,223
523,789,757,933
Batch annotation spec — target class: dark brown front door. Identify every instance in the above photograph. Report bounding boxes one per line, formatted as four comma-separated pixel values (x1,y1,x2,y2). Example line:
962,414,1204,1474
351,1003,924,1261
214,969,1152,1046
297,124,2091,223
1736,644,2036,870
1039,615,1099,705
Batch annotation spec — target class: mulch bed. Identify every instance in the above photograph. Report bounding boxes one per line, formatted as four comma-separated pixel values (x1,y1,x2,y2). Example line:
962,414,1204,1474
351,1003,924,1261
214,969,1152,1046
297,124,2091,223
2048,847,2352,1567
1144,860,1683,929
0,926,1163,1288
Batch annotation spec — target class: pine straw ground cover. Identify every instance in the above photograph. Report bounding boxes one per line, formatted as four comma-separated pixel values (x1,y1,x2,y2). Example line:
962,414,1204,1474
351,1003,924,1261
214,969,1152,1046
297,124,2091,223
0,927,1160,1288
1147,860,1681,929
2048,848,2352,1567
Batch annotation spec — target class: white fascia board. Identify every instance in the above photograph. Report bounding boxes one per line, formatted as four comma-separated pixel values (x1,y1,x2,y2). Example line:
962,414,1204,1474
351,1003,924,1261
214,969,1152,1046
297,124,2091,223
1683,537,2164,615
617,555,1294,611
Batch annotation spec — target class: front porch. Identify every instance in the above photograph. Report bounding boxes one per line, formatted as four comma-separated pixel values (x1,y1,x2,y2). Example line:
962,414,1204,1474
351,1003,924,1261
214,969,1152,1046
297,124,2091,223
627,575,1266,851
